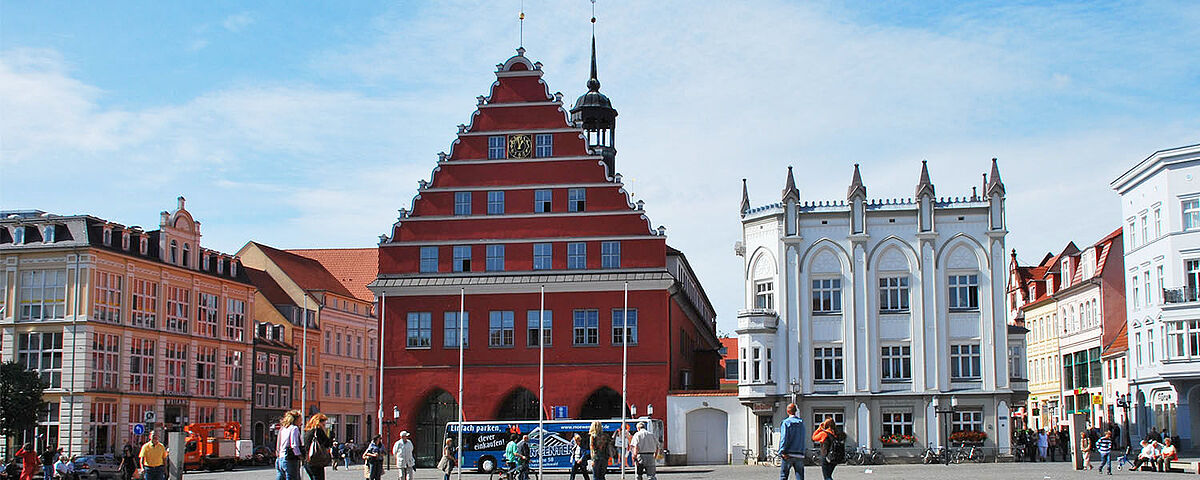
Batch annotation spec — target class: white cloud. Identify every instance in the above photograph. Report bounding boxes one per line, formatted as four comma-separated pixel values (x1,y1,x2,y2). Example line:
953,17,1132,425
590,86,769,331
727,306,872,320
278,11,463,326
222,12,254,33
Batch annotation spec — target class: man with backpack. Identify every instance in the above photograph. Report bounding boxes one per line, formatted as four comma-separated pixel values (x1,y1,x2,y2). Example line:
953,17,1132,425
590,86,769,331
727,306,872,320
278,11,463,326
811,418,844,480
776,403,805,480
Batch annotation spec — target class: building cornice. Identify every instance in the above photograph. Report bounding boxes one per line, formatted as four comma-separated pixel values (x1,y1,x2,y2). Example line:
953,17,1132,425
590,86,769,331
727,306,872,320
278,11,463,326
399,209,647,222
382,234,662,247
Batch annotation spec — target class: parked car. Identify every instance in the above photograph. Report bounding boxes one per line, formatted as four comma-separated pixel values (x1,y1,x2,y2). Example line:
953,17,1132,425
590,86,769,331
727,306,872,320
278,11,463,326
73,455,121,480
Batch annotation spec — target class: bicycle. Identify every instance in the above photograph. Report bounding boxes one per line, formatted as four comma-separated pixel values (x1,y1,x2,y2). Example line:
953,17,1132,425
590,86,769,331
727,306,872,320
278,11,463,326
762,450,783,468
950,445,984,464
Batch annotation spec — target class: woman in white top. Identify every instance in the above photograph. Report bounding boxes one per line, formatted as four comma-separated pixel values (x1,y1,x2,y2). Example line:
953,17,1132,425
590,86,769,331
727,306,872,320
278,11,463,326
276,410,304,480
391,431,415,480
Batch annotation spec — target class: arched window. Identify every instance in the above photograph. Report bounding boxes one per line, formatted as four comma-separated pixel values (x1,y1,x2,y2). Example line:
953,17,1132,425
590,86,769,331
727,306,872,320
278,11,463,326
102,229,112,246
170,240,178,264
44,226,56,243
1092,299,1100,325
182,243,191,268
13,226,25,244
579,386,628,419
415,389,458,467
496,387,540,421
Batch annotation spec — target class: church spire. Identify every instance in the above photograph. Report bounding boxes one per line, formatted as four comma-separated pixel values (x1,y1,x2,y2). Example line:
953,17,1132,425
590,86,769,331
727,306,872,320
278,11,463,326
782,166,800,203
740,179,751,217
915,160,935,198
847,163,866,200
987,157,1006,196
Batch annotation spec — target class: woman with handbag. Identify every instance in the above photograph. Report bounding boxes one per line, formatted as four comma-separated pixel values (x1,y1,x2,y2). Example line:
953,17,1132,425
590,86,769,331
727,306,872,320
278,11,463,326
436,437,456,480
276,411,304,480
362,436,385,480
588,422,614,480
302,413,333,480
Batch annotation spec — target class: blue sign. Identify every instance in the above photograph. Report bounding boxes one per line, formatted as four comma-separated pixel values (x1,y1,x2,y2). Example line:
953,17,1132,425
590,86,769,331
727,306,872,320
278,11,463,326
553,406,568,419
133,424,146,435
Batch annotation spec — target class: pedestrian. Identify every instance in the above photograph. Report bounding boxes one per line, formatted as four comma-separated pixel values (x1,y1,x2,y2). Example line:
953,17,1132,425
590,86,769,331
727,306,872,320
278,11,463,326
515,434,531,480
118,445,135,480
40,445,58,480
344,440,356,469
302,413,333,480
1079,432,1092,470
1095,431,1113,475
1036,429,1049,461
392,431,415,480
1132,439,1159,471
589,422,614,480
811,418,842,480
776,403,805,480
331,442,340,471
504,435,520,473
630,422,660,480
5,457,21,480
53,455,76,480
15,444,38,480
138,431,168,480
1156,437,1177,472
362,436,385,480
436,437,456,480
276,410,304,480
568,434,590,480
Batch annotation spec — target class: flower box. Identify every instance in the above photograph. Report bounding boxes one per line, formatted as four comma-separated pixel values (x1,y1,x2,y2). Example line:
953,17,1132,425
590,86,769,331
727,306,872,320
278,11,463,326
948,430,987,444
879,434,917,446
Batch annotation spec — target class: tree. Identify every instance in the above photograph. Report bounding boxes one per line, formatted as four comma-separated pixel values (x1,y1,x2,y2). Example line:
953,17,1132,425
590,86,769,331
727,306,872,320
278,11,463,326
0,361,47,445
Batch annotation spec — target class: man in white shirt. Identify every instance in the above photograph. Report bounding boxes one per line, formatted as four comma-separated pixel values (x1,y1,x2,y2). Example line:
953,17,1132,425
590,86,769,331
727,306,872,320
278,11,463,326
629,422,660,480
392,431,415,480
53,456,76,480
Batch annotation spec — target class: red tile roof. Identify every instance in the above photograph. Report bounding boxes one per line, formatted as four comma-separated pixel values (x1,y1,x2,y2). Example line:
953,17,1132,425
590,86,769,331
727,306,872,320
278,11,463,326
1103,322,1128,356
250,242,356,299
286,247,378,302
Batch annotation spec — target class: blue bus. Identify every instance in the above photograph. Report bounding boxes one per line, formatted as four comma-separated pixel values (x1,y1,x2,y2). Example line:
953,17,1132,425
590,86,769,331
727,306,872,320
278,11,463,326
445,419,663,474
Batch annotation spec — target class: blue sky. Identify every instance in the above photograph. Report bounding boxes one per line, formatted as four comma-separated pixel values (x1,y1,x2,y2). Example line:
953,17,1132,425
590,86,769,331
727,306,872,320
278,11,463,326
3,1,1199,335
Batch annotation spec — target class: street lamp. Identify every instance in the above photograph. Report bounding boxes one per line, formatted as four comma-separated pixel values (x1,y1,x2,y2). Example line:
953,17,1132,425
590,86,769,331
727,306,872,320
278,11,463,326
789,380,801,407
1116,394,1132,450
933,396,959,465
383,406,399,471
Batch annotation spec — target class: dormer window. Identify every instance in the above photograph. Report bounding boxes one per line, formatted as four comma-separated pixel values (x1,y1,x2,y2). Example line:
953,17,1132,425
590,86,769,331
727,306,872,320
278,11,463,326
1029,286,1036,299
139,237,148,255
102,228,112,246
122,232,130,250
13,226,24,245
1060,259,1069,288
230,261,238,277
44,226,56,243
170,240,179,264
217,257,224,274
202,253,210,270
182,244,190,268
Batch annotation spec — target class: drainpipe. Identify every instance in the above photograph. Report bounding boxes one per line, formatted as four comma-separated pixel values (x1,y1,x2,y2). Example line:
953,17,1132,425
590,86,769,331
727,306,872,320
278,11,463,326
70,248,81,455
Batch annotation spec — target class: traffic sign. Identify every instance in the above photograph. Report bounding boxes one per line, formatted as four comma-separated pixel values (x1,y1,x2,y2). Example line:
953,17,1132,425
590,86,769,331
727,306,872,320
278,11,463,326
144,411,157,423
133,424,146,435
553,406,568,419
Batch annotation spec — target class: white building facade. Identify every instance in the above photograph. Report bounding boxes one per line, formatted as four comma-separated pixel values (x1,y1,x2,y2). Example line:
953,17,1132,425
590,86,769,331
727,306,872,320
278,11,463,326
736,161,1023,459
1111,143,1200,451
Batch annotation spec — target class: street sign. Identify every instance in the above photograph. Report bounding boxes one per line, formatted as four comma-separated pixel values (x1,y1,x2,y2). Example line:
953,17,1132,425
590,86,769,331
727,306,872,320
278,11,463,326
553,406,568,419
144,411,157,423
133,424,146,435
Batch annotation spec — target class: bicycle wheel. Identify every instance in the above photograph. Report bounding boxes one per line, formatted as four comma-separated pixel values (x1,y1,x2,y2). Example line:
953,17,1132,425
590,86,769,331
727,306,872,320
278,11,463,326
972,448,985,463
871,451,885,465
772,455,782,468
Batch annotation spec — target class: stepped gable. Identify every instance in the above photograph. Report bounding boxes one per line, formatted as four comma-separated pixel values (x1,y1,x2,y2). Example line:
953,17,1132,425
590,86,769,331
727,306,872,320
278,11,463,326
382,49,661,272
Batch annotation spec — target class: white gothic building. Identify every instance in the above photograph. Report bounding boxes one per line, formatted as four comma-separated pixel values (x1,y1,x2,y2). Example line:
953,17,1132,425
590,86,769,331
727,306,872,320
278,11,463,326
735,160,1024,459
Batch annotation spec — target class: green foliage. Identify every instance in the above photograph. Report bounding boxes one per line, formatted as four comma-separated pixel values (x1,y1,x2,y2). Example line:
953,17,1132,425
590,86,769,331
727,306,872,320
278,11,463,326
0,361,48,441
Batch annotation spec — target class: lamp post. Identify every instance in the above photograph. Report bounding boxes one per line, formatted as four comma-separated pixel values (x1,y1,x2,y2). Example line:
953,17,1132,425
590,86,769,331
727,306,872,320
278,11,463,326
383,406,398,471
789,380,801,407
1116,394,1132,450
933,396,959,465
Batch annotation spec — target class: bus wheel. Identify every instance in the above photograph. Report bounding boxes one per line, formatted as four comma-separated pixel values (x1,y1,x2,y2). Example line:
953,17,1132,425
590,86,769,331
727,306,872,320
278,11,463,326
479,456,497,474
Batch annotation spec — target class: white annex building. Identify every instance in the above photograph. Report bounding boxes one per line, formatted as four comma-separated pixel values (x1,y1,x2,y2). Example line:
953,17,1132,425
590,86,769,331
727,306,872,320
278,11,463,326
735,160,1026,459
1111,143,1200,452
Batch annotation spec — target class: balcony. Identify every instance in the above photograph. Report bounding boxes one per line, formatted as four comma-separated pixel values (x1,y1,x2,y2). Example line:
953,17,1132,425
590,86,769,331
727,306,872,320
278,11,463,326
736,309,779,334
1163,286,1199,304
738,382,777,399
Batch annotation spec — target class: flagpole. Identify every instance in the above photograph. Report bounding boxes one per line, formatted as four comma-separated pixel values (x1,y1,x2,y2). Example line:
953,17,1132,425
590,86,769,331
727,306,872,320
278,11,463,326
457,288,465,480
620,281,628,480
377,293,386,436
301,294,308,416
538,285,545,480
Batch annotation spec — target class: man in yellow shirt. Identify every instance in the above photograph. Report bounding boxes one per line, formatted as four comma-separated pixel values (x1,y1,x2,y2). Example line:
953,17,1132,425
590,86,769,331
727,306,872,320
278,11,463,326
138,431,168,480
